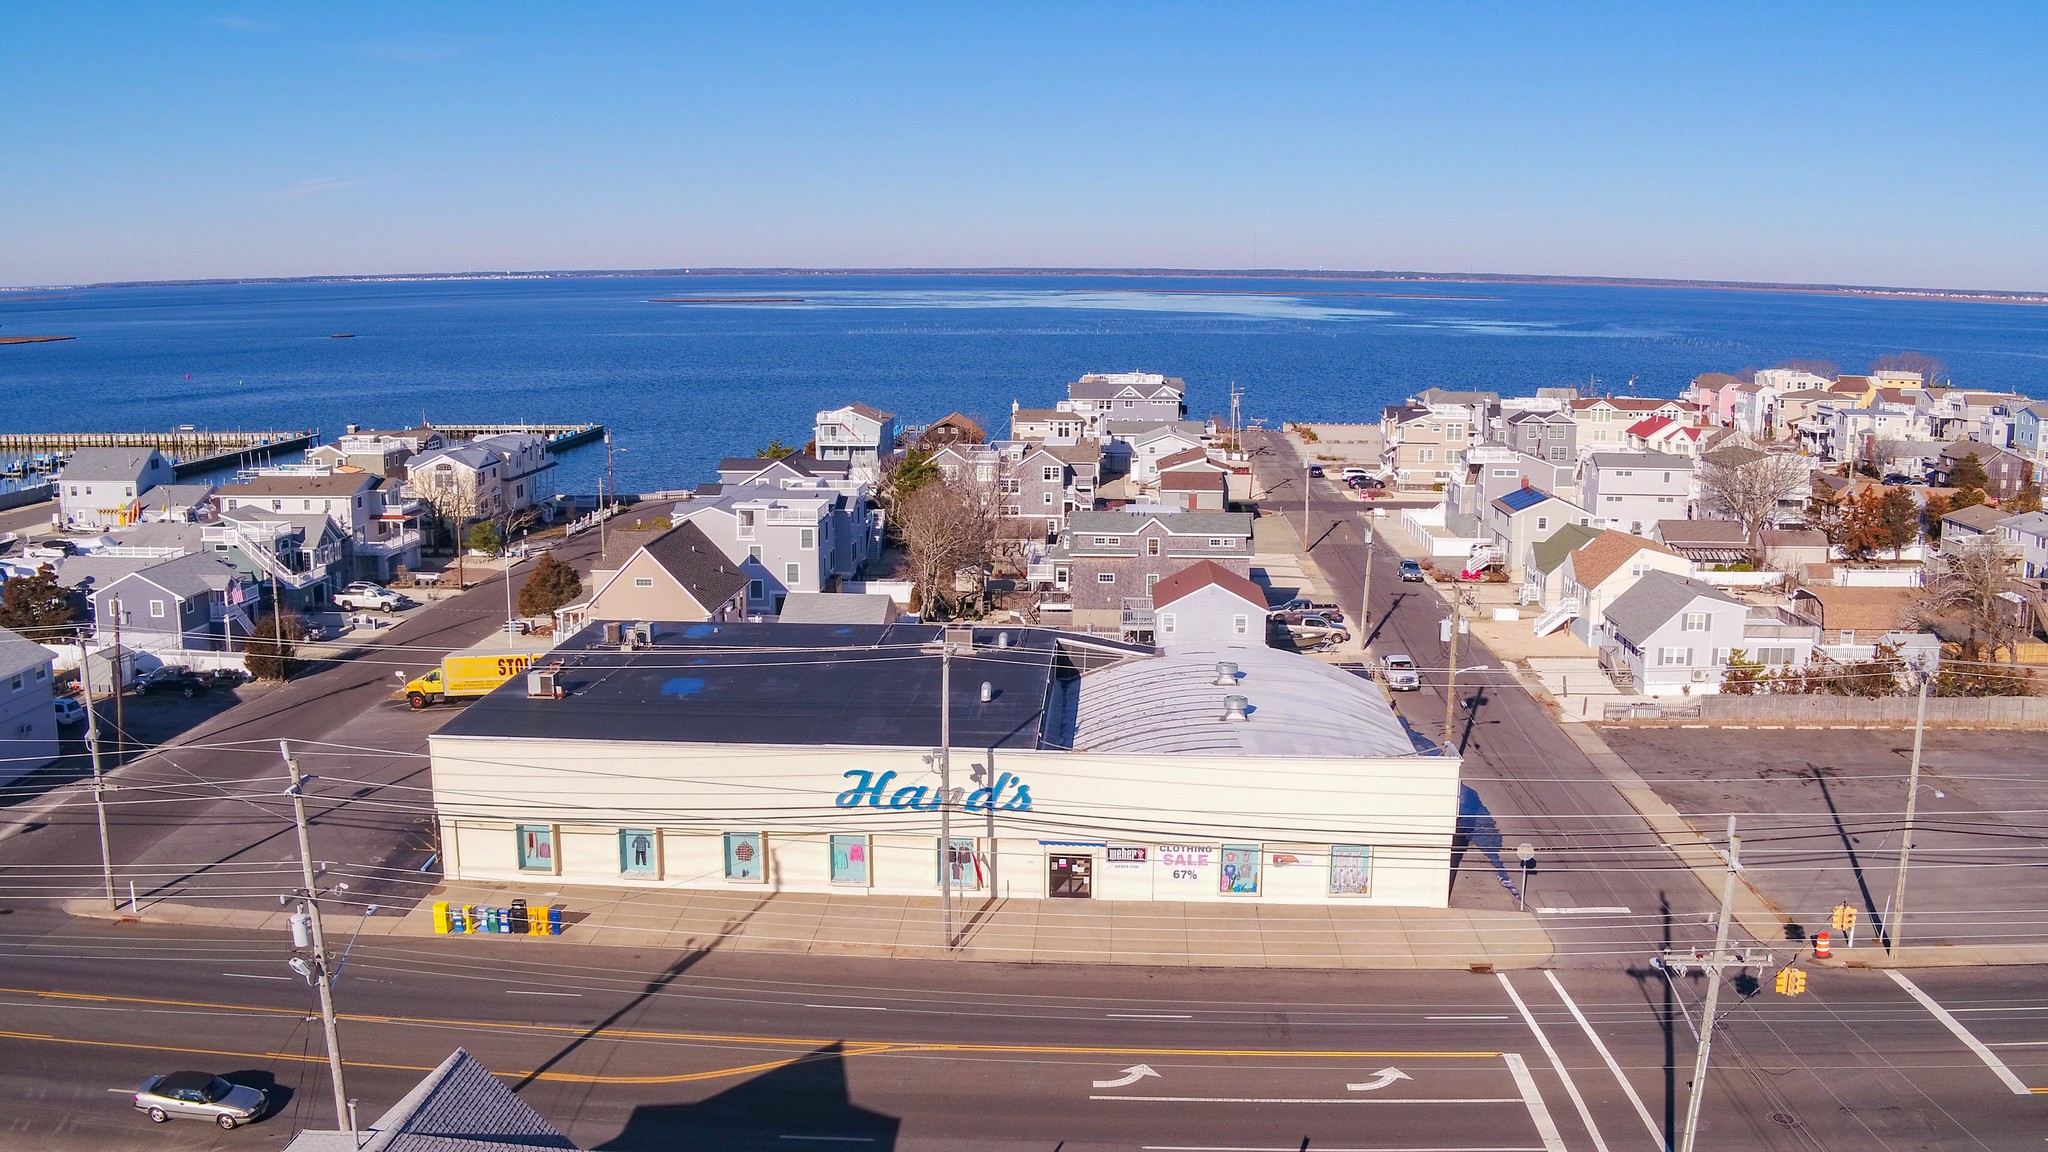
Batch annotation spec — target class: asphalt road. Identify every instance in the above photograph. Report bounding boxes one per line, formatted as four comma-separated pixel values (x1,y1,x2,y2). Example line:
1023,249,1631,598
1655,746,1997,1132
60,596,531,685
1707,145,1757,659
1248,433,1722,964
0,911,2042,1150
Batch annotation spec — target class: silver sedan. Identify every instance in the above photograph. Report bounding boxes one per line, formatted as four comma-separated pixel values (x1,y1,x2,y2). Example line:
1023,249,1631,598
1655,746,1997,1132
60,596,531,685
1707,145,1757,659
132,1071,268,1129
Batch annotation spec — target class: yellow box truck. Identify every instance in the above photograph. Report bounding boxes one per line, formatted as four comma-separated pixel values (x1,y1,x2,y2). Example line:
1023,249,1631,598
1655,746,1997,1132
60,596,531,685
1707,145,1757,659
401,634,555,709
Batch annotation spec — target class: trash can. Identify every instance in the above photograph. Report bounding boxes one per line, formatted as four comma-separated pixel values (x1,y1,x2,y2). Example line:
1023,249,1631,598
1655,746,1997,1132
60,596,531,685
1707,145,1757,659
509,899,529,936
547,905,564,936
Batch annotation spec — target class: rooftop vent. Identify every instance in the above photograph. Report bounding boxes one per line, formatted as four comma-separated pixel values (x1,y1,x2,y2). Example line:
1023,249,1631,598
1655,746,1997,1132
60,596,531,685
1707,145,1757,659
526,667,562,700
979,681,994,703
630,621,658,646
996,632,1011,648
602,622,623,647
944,624,975,650
1213,661,1239,686
1222,694,1250,722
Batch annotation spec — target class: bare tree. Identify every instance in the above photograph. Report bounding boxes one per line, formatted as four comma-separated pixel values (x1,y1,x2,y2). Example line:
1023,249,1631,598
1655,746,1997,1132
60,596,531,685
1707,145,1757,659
893,468,1012,620
1919,536,2020,660
1697,440,1811,564
1774,357,1840,380
1870,352,1948,386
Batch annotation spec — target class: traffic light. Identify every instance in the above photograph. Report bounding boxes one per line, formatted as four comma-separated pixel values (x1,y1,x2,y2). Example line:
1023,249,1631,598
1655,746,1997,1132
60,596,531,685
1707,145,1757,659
1831,903,1858,934
1774,967,1807,996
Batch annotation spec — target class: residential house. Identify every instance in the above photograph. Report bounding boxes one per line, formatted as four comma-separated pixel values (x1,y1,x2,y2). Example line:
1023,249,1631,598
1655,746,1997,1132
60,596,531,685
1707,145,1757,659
1064,371,1186,435
1101,417,1207,477
406,443,507,541
473,432,554,518
1751,368,1835,396
204,505,350,608
1623,416,1710,458
1008,405,1086,442
1154,447,1230,512
1443,447,1577,536
1569,397,1696,453
1938,504,2014,556
1148,560,1270,650
1379,403,1478,486
1653,519,1753,567
1581,452,1694,534
1769,389,1839,443
1051,508,1255,631
57,447,174,529
216,470,418,582
917,412,986,447
1526,522,1601,608
775,591,899,625
1827,375,1882,407
1601,571,1748,695
306,425,448,477
1726,381,1779,438
1918,390,2024,443
134,484,214,523
2000,511,2048,578
1126,424,1206,484
1485,486,1593,580
1932,441,2033,500
674,488,857,615
989,441,1101,536
87,553,254,657
714,453,856,489
556,522,748,632
1498,408,1578,464
1683,373,1747,425
0,628,58,785
1556,531,1691,645
2012,402,2048,467
814,402,900,481
1790,585,1942,670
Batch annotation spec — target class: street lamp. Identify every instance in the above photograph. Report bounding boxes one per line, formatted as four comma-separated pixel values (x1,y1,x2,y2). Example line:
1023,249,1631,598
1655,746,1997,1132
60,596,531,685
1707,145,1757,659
1886,663,1932,956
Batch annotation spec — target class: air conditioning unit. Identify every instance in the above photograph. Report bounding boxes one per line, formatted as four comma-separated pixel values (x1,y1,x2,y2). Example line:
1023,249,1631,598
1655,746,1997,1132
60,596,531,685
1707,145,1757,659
1691,668,1712,683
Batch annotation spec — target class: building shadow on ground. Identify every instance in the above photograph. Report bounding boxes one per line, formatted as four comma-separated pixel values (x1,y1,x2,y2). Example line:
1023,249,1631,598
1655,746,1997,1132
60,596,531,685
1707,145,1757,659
596,1041,899,1151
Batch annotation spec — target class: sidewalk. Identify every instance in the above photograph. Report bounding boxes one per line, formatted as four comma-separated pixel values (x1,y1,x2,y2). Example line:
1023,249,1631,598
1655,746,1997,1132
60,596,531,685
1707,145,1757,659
68,886,1556,971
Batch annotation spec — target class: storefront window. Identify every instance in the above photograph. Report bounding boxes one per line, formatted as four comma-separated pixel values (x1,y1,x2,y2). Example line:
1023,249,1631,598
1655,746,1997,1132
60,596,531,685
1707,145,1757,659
516,825,555,873
1219,843,1261,895
1329,845,1372,896
619,829,658,877
724,832,764,882
829,834,869,885
937,837,978,889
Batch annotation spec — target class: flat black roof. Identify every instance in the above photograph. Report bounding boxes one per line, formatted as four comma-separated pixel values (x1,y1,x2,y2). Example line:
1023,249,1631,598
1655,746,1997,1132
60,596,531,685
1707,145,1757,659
436,622,1140,751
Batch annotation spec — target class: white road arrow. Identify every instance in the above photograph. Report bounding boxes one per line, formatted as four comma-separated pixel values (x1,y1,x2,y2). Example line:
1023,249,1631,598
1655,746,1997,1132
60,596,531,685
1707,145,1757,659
1346,1067,1413,1092
1092,1064,1162,1089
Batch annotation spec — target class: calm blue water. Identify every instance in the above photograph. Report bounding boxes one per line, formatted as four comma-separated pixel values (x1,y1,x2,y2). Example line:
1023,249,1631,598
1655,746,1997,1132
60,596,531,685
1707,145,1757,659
2,273,2044,494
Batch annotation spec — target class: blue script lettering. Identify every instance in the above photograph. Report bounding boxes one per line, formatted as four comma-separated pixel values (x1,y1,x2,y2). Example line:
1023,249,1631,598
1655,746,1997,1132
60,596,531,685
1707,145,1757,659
1000,785,1032,811
835,770,897,808
963,772,1014,813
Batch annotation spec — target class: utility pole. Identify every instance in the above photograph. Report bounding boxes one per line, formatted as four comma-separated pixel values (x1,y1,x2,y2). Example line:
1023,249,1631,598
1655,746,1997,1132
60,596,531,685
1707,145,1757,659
1302,463,1311,546
109,596,125,761
1660,816,1775,1152
1442,590,1466,753
1887,669,1931,955
596,473,607,561
78,648,115,908
938,640,954,950
1358,528,1375,651
281,741,352,1136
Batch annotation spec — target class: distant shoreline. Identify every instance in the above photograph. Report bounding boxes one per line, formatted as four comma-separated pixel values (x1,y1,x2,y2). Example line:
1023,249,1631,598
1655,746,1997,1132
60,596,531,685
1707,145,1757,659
6,268,2045,306
0,335,74,345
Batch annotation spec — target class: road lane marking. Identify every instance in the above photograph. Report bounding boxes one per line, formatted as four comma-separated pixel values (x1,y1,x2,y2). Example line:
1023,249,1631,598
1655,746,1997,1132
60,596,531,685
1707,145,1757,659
1951,1006,2048,1013
1095,1096,1521,1104
1989,1041,2048,1048
1504,1053,1567,1152
1143,1147,1544,1152
1534,907,1631,915
1887,970,2034,1095
220,973,292,981
1543,970,1661,1151
1107,1013,1194,1019
805,1004,888,1011
1497,973,1608,1152
777,1138,875,1143
1094,1064,1162,1088
506,990,582,997
1427,1015,1511,1021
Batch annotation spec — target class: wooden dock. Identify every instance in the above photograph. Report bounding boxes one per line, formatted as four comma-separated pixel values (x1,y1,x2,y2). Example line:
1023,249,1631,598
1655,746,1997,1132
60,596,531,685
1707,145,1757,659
0,429,319,478
431,422,606,452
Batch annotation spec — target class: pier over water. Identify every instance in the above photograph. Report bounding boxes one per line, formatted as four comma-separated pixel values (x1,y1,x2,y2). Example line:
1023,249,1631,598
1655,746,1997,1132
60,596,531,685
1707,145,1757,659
0,429,318,479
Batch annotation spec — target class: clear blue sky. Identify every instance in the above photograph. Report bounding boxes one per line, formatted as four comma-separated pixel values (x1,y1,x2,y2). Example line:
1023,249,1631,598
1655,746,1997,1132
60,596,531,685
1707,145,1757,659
3,3,2044,288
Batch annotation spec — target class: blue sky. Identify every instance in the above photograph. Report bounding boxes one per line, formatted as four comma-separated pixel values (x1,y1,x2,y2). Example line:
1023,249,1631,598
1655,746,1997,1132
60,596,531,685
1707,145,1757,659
3,4,2044,288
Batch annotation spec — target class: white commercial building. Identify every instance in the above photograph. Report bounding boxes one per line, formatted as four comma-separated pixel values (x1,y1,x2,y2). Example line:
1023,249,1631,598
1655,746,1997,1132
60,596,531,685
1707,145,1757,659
429,623,1458,907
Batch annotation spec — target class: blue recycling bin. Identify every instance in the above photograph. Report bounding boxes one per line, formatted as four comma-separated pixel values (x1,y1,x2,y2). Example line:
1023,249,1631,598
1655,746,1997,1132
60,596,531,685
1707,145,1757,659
547,905,564,935
497,906,513,933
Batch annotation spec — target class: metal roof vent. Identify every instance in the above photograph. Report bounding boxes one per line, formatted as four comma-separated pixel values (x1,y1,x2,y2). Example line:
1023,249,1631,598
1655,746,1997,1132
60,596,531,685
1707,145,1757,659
1214,661,1239,686
997,632,1011,648
979,681,994,703
1222,694,1250,722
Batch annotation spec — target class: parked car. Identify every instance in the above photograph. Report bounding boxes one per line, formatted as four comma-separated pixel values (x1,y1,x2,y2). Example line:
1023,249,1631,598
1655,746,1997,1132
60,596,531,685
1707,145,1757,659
1398,559,1425,582
133,666,210,698
1276,598,1342,619
1341,466,1372,481
52,696,87,725
1283,614,1350,643
133,1070,267,1129
1307,464,1325,477
333,582,406,612
1381,653,1421,691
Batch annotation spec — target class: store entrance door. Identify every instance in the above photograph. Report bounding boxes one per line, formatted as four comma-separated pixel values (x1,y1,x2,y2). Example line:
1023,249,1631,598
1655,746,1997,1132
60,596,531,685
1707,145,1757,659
1048,854,1093,899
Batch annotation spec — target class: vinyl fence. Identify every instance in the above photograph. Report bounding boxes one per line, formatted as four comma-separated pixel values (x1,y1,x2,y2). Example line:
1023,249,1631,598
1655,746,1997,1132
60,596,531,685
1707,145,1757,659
1602,695,2048,726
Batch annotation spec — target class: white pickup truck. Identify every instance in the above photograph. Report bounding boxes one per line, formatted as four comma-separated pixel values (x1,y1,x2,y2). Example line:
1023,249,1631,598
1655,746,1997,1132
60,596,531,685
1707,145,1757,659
1381,653,1421,691
332,583,406,612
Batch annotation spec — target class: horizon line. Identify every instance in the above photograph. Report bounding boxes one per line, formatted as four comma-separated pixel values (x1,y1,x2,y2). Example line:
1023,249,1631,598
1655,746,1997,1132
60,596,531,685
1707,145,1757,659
5,265,2045,304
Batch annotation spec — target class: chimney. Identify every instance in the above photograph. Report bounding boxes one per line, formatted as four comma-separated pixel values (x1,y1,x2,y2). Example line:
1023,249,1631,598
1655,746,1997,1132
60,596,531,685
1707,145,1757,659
1213,661,1239,686
1520,476,1532,490
1222,694,1250,722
